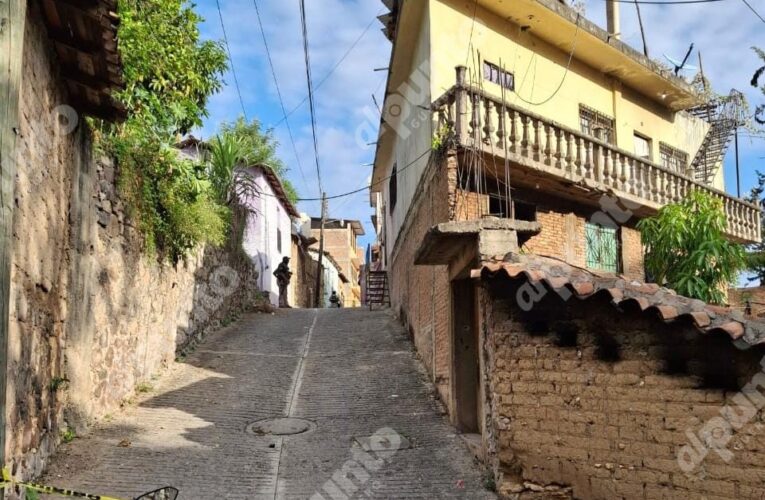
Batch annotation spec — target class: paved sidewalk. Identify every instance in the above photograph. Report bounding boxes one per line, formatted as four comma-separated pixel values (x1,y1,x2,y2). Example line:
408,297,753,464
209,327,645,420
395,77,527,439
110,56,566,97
41,309,495,499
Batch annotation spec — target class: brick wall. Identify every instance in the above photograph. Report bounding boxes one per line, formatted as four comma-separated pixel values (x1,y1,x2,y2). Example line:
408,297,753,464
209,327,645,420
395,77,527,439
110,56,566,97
518,193,644,281
388,150,456,405
481,278,765,499
290,239,318,308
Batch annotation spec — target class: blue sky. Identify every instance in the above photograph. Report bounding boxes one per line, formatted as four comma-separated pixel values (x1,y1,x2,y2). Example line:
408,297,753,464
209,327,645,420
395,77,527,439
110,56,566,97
192,0,765,253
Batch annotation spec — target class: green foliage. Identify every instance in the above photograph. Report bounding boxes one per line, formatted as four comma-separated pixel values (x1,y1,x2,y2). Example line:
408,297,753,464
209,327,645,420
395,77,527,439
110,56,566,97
24,488,40,500
99,0,229,261
213,117,299,204
753,47,765,125
61,428,76,443
637,191,745,304
49,376,69,392
745,170,765,284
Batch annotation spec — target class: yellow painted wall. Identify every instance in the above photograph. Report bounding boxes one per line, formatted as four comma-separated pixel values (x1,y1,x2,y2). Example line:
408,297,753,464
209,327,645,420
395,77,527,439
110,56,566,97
428,0,715,185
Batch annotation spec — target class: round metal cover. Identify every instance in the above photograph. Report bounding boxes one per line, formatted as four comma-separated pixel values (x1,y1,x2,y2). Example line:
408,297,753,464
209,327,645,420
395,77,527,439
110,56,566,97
246,417,316,436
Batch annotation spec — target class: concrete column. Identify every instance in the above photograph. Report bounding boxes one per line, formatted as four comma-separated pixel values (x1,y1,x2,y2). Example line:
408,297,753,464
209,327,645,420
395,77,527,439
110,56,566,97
606,0,620,39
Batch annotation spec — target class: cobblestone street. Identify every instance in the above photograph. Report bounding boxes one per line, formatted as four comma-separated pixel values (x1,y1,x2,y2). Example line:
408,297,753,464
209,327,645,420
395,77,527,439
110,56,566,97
40,309,494,499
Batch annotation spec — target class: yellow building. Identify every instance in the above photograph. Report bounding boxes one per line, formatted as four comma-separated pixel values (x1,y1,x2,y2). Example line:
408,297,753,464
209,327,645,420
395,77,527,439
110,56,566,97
369,0,762,495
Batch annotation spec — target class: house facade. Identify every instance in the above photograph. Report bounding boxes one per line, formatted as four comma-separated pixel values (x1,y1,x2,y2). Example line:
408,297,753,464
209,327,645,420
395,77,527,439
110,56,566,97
371,0,764,497
241,165,300,307
308,248,350,307
310,218,365,307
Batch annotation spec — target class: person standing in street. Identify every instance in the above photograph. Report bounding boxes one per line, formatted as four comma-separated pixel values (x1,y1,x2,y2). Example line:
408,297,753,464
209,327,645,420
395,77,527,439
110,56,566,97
273,257,293,308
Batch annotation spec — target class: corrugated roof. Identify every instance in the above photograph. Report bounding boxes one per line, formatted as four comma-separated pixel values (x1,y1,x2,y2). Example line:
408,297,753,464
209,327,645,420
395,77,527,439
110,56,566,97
472,253,765,348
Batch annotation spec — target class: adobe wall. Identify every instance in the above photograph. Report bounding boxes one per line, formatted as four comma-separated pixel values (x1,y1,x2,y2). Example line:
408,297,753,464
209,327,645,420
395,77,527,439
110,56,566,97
481,277,765,499
7,8,259,480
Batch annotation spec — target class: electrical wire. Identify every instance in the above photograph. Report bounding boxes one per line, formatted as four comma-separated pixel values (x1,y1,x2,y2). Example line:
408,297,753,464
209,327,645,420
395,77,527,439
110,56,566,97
513,13,581,106
465,0,480,67
299,0,324,195
272,11,382,128
297,149,432,202
741,0,765,23
215,0,248,121
252,0,309,191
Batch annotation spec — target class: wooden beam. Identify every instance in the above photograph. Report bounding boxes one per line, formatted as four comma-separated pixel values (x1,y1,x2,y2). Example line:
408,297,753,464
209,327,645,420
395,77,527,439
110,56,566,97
0,0,28,472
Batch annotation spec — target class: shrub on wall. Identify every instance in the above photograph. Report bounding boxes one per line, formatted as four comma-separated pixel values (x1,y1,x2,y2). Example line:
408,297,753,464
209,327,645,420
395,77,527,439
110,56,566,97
95,0,229,262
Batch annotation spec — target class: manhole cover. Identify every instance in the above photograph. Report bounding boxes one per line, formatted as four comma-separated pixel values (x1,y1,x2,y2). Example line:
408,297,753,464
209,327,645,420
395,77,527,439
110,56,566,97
245,418,316,436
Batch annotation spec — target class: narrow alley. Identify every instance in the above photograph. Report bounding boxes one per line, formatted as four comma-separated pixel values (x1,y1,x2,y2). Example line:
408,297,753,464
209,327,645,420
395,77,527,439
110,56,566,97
40,309,494,499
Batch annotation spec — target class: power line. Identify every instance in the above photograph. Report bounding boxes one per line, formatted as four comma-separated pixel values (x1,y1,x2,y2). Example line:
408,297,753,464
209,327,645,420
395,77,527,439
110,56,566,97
252,0,309,191
215,0,248,121
299,0,324,196
741,0,765,23
513,14,581,106
297,149,432,202
273,12,381,128
465,0,479,67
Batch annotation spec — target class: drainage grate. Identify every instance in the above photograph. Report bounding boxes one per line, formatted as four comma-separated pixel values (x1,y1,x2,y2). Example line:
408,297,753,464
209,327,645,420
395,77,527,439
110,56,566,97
245,418,316,436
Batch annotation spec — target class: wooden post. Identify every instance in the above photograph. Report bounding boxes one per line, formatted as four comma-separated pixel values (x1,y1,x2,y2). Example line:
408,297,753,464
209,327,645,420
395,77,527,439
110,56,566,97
0,0,28,472
314,193,327,308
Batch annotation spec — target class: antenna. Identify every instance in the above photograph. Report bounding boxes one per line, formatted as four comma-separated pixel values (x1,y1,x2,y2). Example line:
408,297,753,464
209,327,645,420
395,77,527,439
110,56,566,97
664,43,697,75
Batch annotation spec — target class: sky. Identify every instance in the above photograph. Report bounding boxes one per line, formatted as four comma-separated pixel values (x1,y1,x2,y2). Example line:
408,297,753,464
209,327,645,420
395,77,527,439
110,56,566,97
193,0,765,253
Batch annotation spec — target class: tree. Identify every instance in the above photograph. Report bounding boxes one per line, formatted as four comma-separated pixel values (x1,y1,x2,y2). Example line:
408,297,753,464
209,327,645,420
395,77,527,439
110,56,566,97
101,0,229,261
745,171,765,285
216,117,299,204
752,47,765,125
637,191,746,304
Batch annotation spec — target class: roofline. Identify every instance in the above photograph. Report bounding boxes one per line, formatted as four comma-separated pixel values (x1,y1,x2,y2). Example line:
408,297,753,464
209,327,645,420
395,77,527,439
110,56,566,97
250,164,300,218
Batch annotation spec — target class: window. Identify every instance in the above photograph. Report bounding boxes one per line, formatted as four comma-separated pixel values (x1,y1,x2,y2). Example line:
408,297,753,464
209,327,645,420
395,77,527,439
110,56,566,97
659,142,689,173
389,163,398,215
633,133,652,161
585,222,621,273
483,61,515,91
579,105,615,144
277,228,282,253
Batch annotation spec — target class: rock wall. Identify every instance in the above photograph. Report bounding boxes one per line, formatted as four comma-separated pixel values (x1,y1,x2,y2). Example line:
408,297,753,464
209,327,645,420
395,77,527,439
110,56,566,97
7,7,259,480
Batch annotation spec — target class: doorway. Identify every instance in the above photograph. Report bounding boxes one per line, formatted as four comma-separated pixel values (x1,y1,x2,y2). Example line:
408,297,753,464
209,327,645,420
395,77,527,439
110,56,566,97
452,279,481,434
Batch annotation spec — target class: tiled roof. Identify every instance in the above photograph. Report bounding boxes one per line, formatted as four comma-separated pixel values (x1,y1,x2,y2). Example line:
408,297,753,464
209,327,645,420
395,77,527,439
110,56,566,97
472,253,765,348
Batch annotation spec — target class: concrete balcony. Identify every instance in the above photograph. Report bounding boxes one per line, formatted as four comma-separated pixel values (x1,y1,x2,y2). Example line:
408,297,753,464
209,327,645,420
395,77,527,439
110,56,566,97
432,68,761,244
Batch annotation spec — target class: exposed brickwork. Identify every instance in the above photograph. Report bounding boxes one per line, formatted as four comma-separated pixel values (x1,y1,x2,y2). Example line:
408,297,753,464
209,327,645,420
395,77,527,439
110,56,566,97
388,151,456,405
290,238,319,308
481,278,765,499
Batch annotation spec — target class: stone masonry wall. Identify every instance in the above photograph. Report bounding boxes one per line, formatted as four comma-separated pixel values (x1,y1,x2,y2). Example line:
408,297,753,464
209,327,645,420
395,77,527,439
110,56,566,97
7,8,260,480
482,278,765,499
389,150,456,405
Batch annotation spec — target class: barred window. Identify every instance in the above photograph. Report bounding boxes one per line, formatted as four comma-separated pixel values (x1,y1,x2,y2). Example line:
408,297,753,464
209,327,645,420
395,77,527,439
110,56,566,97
579,105,615,145
483,61,515,91
659,143,689,173
585,222,621,273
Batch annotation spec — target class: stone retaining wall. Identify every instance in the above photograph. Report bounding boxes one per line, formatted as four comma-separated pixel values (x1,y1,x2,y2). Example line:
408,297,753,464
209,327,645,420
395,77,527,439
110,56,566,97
6,7,259,480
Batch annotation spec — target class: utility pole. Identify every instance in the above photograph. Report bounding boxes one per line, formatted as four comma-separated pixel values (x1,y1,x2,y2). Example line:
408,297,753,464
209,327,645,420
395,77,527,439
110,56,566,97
0,0,27,473
314,193,327,308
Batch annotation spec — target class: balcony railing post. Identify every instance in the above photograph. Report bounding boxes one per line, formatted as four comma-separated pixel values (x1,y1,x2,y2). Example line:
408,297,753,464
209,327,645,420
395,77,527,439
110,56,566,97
455,66,469,145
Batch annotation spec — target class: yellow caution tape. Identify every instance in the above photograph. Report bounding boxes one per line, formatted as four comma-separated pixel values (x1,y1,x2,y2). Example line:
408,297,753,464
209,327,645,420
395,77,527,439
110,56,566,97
1,467,125,499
